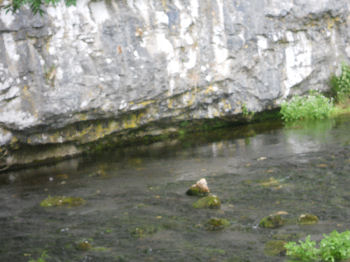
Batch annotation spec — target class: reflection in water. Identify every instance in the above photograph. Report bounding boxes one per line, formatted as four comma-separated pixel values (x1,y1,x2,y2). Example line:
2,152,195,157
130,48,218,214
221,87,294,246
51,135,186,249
1,116,350,261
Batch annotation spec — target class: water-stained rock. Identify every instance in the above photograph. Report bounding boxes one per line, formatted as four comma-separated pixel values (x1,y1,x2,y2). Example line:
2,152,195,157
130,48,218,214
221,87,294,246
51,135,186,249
0,0,349,170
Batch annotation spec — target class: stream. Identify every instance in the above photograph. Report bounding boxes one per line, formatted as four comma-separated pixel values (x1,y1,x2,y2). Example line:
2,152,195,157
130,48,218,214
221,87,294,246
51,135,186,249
1,115,350,262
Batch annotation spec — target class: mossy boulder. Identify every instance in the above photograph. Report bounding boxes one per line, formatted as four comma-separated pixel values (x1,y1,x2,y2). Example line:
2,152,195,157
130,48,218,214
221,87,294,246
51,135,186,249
40,196,85,207
205,218,230,231
186,178,210,197
264,240,287,256
75,239,92,251
259,214,285,229
192,194,221,209
297,214,319,225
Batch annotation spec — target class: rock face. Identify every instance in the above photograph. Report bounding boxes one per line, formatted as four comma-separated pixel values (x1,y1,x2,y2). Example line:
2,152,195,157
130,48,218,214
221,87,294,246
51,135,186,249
0,0,349,170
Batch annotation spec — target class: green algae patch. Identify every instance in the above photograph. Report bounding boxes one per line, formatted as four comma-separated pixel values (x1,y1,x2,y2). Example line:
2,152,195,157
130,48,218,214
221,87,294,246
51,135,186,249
297,214,319,225
264,240,287,256
205,218,230,231
40,196,85,207
192,194,221,209
259,214,285,229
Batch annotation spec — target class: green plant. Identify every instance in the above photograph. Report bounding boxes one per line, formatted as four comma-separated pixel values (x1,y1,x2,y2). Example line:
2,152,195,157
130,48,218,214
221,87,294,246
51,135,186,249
28,251,49,262
2,0,76,15
285,236,319,261
285,230,350,262
241,103,254,119
330,63,350,102
319,230,350,262
280,92,334,122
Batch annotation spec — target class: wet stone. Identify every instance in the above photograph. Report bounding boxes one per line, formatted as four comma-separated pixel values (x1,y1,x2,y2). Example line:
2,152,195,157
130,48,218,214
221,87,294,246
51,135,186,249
259,214,285,229
186,178,210,197
205,218,230,231
298,214,319,225
75,240,92,251
192,194,221,209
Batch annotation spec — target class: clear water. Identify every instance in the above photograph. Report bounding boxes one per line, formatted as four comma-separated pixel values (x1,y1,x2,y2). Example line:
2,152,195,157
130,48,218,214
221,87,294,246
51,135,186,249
1,116,350,262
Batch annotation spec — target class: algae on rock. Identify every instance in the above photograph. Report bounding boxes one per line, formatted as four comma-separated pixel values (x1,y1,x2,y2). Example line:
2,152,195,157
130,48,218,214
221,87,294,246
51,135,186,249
192,194,221,209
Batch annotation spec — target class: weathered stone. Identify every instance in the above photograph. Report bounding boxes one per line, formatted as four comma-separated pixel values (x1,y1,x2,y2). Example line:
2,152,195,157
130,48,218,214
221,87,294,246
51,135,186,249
186,178,210,196
0,1,349,170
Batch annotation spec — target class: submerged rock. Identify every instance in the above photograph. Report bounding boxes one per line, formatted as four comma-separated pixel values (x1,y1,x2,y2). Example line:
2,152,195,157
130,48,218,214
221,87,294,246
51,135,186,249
186,178,210,197
75,239,92,251
40,196,85,207
298,214,319,225
192,194,221,209
205,218,230,231
259,214,286,229
264,240,287,256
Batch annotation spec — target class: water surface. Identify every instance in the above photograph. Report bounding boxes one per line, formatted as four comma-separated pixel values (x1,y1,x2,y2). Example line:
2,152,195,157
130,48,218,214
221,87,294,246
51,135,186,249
1,116,350,262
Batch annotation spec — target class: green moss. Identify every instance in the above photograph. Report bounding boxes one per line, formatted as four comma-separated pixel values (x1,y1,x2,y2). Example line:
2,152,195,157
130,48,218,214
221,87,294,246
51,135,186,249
264,240,287,256
40,196,85,207
192,194,221,209
186,186,209,197
259,215,285,229
297,214,319,225
75,239,92,251
205,218,230,231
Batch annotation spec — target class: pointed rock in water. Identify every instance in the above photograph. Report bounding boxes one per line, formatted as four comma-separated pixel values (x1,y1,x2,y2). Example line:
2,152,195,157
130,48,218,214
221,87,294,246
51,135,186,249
259,214,286,229
186,178,210,196
298,214,319,225
192,194,221,209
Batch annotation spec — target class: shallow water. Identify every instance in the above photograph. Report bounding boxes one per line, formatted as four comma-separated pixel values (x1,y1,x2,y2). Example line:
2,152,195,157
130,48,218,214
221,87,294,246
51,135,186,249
1,116,350,262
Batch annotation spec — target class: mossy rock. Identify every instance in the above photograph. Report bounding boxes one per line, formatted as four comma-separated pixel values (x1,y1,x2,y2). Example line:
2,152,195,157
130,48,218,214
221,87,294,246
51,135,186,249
40,196,85,207
192,194,221,209
186,185,209,197
75,239,92,251
298,214,319,225
186,178,210,197
205,218,230,231
264,240,287,256
259,215,285,229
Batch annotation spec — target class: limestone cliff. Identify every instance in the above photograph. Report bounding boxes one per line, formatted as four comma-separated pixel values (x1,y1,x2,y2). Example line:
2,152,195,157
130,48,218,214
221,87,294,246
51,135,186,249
0,0,349,170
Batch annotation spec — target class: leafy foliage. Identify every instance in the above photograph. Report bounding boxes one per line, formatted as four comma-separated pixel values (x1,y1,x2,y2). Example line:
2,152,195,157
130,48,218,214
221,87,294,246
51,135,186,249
330,63,350,102
2,0,76,15
285,231,350,262
280,92,334,122
319,231,350,262
285,236,319,261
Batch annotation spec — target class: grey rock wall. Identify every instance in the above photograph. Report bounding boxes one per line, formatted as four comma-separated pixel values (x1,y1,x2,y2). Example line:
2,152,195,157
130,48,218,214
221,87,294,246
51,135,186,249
0,0,349,170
